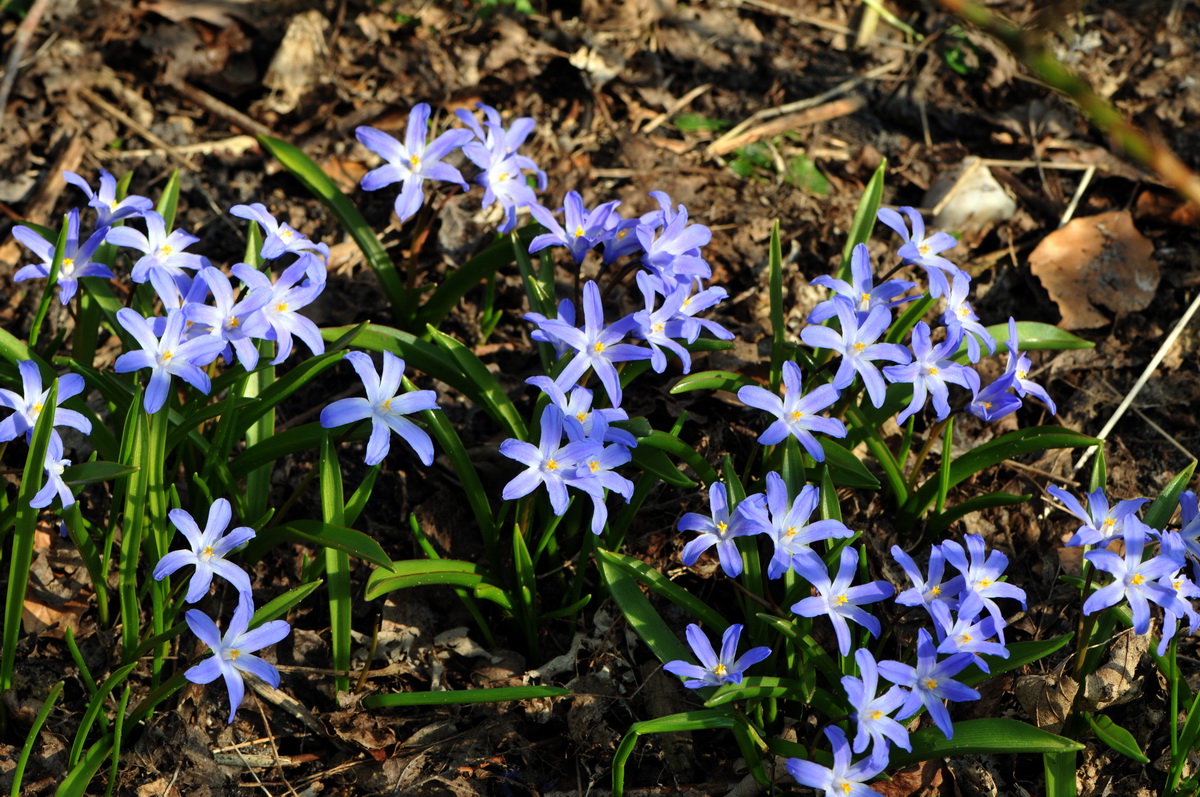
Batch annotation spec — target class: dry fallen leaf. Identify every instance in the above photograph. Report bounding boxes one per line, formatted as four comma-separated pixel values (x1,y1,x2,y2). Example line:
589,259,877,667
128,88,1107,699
1028,210,1158,329
1015,666,1078,734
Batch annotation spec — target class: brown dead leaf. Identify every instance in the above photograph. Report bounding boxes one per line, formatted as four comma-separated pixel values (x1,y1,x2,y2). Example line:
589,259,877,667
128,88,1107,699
1015,667,1078,733
871,759,945,796
1079,628,1147,711
1028,210,1158,329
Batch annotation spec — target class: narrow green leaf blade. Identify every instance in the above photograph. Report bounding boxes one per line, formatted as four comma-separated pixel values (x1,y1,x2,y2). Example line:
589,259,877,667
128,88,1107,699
362,685,569,708
258,134,409,319
1085,713,1150,763
891,718,1082,767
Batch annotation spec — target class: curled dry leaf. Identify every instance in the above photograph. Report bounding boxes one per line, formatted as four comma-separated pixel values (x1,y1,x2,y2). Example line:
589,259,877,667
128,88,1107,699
1078,628,1148,712
1015,665,1078,734
1029,210,1158,329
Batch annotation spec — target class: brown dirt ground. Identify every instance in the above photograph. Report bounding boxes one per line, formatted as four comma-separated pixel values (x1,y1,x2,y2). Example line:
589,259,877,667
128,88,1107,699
2,0,1200,794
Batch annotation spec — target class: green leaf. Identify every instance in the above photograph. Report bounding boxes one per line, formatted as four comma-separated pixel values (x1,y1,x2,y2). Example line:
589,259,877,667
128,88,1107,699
256,519,392,570
154,169,181,230
1044,750,1078,797
704,676,808,707
61,461,138,486
629,445,697,489
613,710,737,796
892,718,1082,767
598,550,691,666
984,321,1094,352
820,439,880,489
960,634,1073,686
926,492,1031,537
364,560,512,609
1144,461,1196,530
416,231,531,327
27,217,69,349
406,373,498,569
900,427,1100,527
362,685,569,708
838,160,886,276
12,680,62,796
670,370,755,395
3,382,57,693
637,430,719,485
426,324,526,439
252,581,323,627
258,134,410,321
1085,713,1149,763
769,220,785,391
596,548,726,630
231,422,366,478
885,295,936,345
785,153,830,195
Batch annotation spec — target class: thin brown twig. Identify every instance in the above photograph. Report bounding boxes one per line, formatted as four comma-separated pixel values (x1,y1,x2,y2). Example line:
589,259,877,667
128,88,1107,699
0,0,53,130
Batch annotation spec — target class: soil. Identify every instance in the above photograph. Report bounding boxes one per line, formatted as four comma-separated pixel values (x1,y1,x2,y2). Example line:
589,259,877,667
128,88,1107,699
2,0,1200,795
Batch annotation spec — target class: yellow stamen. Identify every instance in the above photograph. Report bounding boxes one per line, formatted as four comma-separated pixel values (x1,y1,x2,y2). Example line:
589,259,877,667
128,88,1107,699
853,341,866,351
652,322,665,333
576,412,588,422
574,225,585,238
961,633,973,644
790,411,804,421
841,784,853,795
229,317,240,328
716,521,729,535
924,678,938,690
930,585,941,596
230,649,241,660
860,292,871,305
957,306,969,318
713,662,727,677
32,401,44,415
281,228,294,240
162,350,174,361
928,366,939,376
871,710,883,720
978,578,992,588
835,594,849,606
588,460,601,472
410,156,421,168
62,257,75,270
1016,370,1027,379
785,526,797,538
981,401,992,409
617,229,628,239
160,245,175,256
546,459,558,470
1131,573,1145,586
593,342,605,353
919,243,931,255
1104,517,1116,527
202,546,214,557
276,302,289,313
381,398,393,412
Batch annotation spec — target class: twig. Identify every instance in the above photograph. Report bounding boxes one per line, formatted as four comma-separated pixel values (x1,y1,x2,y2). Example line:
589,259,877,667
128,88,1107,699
707,95,866,156
167,78,276,139
102,134,260,161
706,59,901,157
0,0,53,130
640,82,712,135
736,0,854,36
935,0,1200,209
1073,287,1200,474
78,88,198,173
1058,164,1095,227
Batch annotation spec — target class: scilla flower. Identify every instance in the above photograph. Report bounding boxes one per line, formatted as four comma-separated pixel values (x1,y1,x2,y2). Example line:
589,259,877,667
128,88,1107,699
663,624,770,689
184,597,290,724
153,498,255,603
